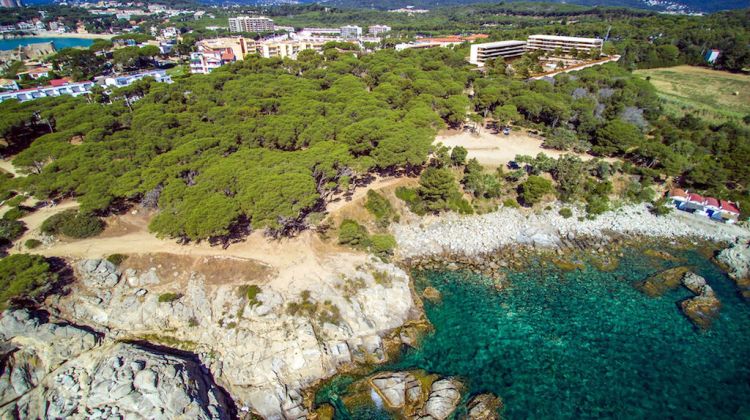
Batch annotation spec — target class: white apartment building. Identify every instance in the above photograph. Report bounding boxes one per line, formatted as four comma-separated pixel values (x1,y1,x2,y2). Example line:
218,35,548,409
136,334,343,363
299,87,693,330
104,70,172,88
190,49,234,74
469,40,527,66
196,37,254,61
0,80,95,103
526,35,603,55
340,25,363,40
256,40,326,60
228,16,275,33
368,25,391,36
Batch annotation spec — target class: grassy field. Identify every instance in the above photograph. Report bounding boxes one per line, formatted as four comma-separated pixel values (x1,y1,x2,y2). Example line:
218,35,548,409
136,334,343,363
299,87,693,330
635,65,750,125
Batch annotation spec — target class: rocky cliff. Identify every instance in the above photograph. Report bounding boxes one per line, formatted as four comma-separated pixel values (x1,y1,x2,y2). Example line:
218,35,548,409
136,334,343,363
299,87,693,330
20,253,418,419
0,309,233,419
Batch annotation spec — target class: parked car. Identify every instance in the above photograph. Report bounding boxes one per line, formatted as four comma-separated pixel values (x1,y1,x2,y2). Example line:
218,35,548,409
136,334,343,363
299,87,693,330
502,127,511,135
507,161,520,170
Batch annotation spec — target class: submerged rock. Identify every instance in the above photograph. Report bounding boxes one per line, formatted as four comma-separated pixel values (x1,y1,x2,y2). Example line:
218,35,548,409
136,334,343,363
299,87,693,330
644,249,682,262
467,393,503,420
422,287,442,303
634,266,691,297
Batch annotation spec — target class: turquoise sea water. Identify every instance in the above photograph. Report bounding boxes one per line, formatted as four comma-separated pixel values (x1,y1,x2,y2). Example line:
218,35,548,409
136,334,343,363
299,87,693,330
0,37,94,51
316,248,750,419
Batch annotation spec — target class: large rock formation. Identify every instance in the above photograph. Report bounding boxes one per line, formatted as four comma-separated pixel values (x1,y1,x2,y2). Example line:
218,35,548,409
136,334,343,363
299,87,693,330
43,255,418,419
0,309,232,419
370,371,423,410
678,272,721,329
418,379,462,420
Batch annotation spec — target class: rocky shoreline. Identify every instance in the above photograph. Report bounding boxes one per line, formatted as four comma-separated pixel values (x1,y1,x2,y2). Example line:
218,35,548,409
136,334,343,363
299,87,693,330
394,204,749,259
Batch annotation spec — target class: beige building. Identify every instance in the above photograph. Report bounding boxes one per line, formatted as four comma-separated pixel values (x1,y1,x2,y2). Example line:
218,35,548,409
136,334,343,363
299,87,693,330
526,35,603,55
256,40,326,59
196,37,255,61
228,16,274,33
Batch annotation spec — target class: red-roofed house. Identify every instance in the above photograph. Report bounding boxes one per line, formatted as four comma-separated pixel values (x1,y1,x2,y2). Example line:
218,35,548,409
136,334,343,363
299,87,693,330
49,78,72,87
685,193,707,214
704,197,720,212
719,200,741,223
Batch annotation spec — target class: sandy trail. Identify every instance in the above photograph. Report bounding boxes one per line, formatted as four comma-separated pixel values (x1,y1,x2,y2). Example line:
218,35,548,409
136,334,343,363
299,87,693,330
0,159,24,177
435,129,610,168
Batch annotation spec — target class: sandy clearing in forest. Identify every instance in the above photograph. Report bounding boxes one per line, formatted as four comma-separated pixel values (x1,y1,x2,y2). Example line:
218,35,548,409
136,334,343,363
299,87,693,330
435,128,610,168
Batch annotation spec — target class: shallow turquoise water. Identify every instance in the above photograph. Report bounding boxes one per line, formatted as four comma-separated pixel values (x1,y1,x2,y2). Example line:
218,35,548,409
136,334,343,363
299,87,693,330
316,248,750,419
0,37,93,51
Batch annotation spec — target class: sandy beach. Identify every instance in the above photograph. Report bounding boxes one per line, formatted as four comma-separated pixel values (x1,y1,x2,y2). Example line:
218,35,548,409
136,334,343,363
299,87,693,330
27,31,114,39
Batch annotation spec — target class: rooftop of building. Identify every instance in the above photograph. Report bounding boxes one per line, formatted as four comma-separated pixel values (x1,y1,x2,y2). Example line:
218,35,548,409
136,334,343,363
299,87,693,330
528,34,603,43
472,40,527,48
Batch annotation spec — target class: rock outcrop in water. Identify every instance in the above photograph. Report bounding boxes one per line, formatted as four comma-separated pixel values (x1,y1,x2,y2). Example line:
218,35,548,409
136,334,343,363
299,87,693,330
36,255,418,419
467,393,503,420
0,309,232,419
678,272,721,329
370,371,423,411
418,378,462,419
717,240,750,299
368,372,465,420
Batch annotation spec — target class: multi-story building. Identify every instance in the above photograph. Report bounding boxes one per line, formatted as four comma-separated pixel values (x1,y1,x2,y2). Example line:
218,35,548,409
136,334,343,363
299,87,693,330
368,25,391,36
256,40,326,60
196,37,254,61
0,0,23,8
0,79,94,103
104,70,173,88
189,49,235,74
526,35,603,56
228,16,274,33
340,25,362,40
469,40,527,66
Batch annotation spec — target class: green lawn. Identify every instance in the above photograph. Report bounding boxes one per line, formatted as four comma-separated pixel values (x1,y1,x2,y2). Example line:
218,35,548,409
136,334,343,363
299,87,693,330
635,65,750,125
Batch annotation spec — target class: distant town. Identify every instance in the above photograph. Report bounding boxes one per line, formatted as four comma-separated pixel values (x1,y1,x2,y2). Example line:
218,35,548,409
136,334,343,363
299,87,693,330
0,2,615,103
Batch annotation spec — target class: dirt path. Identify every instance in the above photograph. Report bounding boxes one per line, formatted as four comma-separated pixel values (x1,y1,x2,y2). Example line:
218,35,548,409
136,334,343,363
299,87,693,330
435,129,612,168
0,159,24,177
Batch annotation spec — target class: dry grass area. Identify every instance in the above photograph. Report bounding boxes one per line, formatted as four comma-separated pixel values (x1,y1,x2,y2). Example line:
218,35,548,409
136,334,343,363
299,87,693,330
635,65,750,125
120,253,274,286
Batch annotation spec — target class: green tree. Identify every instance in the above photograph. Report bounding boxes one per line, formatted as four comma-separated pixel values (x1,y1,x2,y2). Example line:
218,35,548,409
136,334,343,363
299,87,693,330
0,254,56,309
418,167,459,212
450,146,468,166
519,175,553,206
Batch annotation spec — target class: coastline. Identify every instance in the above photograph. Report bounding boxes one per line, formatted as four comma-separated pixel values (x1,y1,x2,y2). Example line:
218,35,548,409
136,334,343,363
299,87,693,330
394,203,749,259
13,31,114,40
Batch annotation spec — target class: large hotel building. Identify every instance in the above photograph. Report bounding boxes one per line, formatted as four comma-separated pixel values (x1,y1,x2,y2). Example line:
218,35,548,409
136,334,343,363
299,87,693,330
469,35,603,66
525,35,603,55
469,40,527,66
228,16,275,33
